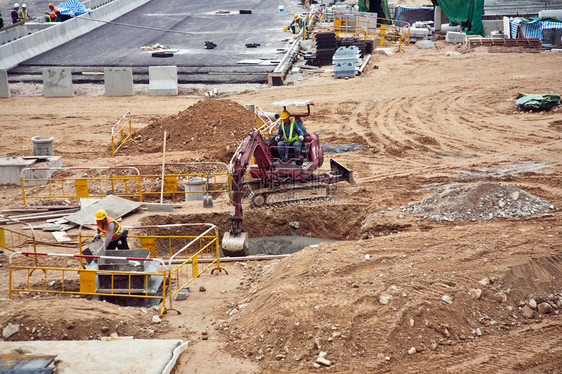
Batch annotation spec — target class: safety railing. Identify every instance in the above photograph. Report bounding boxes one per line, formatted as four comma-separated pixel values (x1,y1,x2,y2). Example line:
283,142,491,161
119,162,230,201
165,223,227,314
307,11,410,49
19,163,231,205
111,112,137,157
78,223,222,262
10,223,227,316
8,251,169,315
0,215,39,267
20,166,142,206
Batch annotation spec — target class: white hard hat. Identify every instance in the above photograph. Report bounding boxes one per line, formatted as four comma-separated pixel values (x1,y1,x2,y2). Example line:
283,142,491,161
22,3,26,7
14,3,20,7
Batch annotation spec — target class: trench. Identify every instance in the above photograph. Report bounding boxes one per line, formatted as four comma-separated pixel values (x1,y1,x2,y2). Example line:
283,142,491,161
139,203,374,256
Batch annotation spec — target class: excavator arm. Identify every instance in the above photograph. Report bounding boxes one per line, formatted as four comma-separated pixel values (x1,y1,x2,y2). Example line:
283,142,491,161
222,131,273,256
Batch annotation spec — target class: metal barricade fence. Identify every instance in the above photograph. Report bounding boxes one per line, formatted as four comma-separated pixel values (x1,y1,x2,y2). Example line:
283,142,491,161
20,166,142,206
10,223,227,316
79,223,222,262
119,162,230,201
0,215,39,267
307,11,410,49
111,112,137,157
165,224,227,314
8,251,169,314
20,163,231,205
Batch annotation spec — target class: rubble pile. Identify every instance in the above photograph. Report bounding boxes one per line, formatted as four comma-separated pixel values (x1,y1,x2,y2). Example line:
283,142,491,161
408,182,555,221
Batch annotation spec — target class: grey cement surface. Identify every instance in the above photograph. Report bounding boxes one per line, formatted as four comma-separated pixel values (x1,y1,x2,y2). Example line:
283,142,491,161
0,339,184,373
9,0,304,83
65,194,142,226
247,235,337,256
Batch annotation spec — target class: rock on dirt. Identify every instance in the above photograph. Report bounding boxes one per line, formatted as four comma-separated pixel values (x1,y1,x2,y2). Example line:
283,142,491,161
408,182,554,222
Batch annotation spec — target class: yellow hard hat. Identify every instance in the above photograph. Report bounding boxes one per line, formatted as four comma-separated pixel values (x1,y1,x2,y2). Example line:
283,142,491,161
280,111,290,120
95,209,107,221
294,14,299,19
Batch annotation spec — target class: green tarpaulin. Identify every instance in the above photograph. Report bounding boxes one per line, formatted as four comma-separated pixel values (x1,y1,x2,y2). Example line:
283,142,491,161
516,93,561,111
432,0,485,36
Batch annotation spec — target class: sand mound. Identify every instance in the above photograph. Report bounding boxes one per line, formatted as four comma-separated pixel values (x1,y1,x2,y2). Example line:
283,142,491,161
408,182,555,221
123,99,257,162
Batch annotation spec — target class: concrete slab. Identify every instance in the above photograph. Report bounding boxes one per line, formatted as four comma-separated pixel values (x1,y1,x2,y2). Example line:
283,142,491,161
149,66,178,96
0,339,186,374
0,70,10,98
104,67,134,96
43,68,73,97
65,194,142,226
0,156,63,186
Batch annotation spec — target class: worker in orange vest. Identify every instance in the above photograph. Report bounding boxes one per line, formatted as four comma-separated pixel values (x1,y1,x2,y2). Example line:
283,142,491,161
94,209,129,250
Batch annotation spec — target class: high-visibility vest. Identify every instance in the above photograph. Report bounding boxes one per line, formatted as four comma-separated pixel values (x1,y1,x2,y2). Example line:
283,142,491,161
282,120,299,143
97,217,121,240
18,9,27,21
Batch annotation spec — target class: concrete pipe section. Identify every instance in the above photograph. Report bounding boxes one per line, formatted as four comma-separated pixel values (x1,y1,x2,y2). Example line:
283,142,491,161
8,0,304,84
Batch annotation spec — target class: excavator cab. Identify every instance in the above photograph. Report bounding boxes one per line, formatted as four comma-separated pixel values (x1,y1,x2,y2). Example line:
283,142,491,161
269,99,315,165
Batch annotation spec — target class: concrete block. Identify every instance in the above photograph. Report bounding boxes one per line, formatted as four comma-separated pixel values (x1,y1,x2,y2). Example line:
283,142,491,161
0,156,63,186
0,70,9,98
149,66,178,96
43,68,73,97
104,67,134,96
446,31,466,44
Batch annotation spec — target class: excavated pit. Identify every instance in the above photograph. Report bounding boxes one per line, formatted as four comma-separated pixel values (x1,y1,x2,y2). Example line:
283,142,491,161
139,203,373,256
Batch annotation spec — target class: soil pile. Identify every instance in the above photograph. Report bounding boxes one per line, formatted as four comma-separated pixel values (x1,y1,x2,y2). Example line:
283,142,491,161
0,298,170,341
123,99,257,162
408,182,555,221
222,243,562,373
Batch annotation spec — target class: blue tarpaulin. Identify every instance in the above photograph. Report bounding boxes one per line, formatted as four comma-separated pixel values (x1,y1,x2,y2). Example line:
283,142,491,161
394,6,434,26
57,0,91,17
509,18,562,40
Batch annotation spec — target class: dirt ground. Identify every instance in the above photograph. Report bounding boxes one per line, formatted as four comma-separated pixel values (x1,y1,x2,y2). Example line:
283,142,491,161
1,33,562,373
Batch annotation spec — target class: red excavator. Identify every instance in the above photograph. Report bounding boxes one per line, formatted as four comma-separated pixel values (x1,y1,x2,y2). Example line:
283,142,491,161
221,100,355,257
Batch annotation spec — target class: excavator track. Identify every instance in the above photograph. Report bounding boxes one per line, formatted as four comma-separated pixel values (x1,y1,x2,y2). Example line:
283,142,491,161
246,182,333,209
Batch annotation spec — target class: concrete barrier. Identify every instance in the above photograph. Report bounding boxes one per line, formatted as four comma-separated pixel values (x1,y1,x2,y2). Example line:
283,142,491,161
0,0,152,70
104,67,134,96
0,70,10,98
149,66,178,96
43,68,74,97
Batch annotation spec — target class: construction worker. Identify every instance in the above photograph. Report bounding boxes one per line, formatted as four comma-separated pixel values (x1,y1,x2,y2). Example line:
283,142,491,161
11,3,20,24
18,4,29,21
275,111,306,162
46,3,60,22
93,209,129,250
289,13,305,34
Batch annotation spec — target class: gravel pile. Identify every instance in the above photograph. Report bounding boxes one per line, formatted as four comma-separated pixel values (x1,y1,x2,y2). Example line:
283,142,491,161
408,182,555,221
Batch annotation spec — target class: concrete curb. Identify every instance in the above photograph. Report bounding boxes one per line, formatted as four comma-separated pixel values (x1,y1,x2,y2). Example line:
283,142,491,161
0,0,152,70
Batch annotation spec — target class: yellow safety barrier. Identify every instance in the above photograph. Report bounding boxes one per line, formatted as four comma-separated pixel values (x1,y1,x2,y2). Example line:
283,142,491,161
164,223,227,314
307,11,410,49
111,112,137,157
20,163,231,205
10,223,227,316
79,223,221,261
0,215,39,267
8,251,169,314
20,166,142,206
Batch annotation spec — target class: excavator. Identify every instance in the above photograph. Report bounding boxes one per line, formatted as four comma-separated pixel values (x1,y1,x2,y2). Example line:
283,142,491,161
221,100,355,257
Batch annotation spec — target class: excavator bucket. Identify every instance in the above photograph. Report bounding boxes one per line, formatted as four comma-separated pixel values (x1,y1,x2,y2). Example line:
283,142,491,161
221,231,249,257
330,159,356,185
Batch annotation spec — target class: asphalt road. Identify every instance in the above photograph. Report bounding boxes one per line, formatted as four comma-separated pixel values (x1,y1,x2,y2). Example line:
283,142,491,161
7,0,304,83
